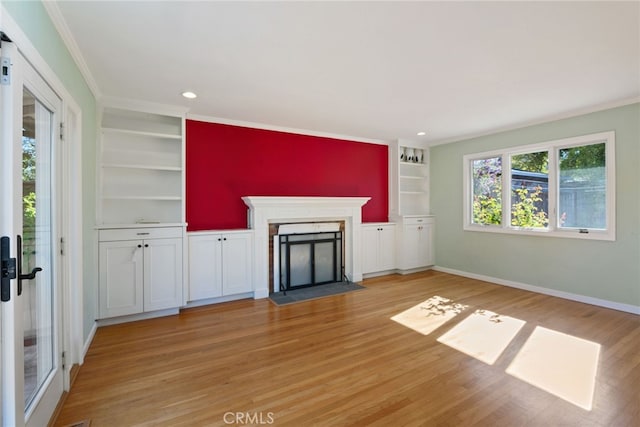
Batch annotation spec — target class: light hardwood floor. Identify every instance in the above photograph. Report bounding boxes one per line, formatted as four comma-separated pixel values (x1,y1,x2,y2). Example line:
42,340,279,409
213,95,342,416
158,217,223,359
54,271,640,426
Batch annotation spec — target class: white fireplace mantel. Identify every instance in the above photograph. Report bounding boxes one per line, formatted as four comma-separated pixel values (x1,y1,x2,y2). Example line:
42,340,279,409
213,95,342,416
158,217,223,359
242,196,371,298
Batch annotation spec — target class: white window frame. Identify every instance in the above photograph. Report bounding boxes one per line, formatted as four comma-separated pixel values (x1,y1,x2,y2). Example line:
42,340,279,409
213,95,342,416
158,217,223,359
463,131,615,241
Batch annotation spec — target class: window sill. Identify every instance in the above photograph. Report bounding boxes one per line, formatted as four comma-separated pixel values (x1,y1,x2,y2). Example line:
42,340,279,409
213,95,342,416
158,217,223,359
463,224,615,241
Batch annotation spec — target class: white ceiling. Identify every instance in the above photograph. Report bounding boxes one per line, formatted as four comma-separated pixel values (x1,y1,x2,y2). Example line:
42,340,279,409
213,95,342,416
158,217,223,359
53,1,639,145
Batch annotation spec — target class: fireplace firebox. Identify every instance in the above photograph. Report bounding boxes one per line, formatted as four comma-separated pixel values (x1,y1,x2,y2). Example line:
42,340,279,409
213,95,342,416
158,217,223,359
279,231,344,292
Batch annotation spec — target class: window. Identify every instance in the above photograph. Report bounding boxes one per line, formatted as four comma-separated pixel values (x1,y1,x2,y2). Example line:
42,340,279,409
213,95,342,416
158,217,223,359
472,156,502,226
463,131,615,240
510,151,549,229
558,143,607,230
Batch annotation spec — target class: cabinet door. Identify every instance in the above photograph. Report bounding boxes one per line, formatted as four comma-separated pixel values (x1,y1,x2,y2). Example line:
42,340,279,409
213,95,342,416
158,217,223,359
402,224,433,270
377,226,397,271
402,224,423,270
421,223,434,266
188,234,223,301
144,238,183,311
361,226,380,274
221,233,253,295
99,240,144,318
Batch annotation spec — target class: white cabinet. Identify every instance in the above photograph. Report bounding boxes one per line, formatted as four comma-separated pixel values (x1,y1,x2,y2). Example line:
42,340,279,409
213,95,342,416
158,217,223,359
97,102,187,320
98,227,183,319
98,103,186,226
397,216,434,271
99,240,144,318
188,231,253,301
389,139,434,273
143,238,184,311
362,223,396,274
188,234,222,300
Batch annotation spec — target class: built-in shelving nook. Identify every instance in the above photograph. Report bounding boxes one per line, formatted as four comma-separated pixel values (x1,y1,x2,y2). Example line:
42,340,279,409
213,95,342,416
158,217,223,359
98,103,186,227
96,100,188,323
389,139,435,272
390,139,430,217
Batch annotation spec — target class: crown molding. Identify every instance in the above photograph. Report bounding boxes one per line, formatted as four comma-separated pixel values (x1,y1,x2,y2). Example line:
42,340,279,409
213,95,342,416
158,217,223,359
43,1,102,99
429,96,640,147
187,113,390,146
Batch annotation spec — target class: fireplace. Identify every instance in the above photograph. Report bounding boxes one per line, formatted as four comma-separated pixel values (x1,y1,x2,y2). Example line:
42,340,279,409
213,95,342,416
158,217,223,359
242,196,370,299
275,222,344,293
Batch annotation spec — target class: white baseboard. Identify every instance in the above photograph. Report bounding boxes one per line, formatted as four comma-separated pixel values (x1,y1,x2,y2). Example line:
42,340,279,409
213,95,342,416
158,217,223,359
363,270,397,279
81,321,98,364
433,266,640,315
96,308,180,327
183,293,254,308
396,266,434,276
254,289,269,299
363,266,434,280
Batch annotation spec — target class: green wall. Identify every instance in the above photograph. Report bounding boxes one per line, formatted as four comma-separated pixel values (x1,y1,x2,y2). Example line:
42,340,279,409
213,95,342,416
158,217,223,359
3,1,98,340
431,103,640,308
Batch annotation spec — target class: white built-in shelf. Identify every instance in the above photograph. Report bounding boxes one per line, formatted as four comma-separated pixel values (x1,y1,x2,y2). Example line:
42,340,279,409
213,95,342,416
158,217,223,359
101,107,182,136
102,195,182,201
101,127,181,140
102,147,181,169
399,146,426,165
102,163,182,171
97,223,186,230
391,141,430,218
98,105,185,226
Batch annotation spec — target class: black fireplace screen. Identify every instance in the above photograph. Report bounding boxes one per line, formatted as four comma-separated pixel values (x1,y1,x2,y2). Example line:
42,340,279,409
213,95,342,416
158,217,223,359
279,231,343,291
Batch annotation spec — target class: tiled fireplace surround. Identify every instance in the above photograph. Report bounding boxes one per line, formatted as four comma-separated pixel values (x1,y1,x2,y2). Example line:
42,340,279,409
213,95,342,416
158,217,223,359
242,196,371,298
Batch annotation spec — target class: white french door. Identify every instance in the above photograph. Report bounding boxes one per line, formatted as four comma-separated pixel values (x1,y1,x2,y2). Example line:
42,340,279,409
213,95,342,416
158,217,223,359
0,40,64,427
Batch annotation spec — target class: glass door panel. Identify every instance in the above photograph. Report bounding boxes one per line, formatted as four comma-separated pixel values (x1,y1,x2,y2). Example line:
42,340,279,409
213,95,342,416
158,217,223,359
22,88,54,412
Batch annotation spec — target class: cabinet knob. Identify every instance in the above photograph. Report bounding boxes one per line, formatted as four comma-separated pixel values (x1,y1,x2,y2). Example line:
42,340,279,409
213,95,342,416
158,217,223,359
218,238,222,241
223,237,227,241
137,244,142,248
144,244,149,247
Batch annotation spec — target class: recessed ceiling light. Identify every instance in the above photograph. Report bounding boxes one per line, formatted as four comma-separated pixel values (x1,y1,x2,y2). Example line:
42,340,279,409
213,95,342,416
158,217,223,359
182,91,197,99
417,131,426,136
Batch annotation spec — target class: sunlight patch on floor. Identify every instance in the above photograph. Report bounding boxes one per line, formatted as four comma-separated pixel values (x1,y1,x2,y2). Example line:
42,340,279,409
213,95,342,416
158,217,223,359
390,296,468,336
506,326,601,410
437,309,526,365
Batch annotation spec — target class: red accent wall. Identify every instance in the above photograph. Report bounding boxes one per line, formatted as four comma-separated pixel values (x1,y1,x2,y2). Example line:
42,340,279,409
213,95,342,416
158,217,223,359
186,120,388,231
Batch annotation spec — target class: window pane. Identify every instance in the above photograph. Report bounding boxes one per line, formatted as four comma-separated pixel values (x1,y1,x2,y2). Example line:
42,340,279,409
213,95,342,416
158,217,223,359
511,151,549,228
559,143,606,229
472,156,502,225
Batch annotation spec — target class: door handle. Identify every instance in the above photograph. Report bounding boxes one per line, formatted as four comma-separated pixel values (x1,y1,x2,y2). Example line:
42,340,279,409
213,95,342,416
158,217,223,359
0,235,42,301
16,235,42,296
1,236,16,302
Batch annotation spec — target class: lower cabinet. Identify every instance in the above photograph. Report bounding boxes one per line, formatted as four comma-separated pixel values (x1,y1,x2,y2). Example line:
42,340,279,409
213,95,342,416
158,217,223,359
98,227,183,319
362,223,396,274
397,216,434,271
188,231,253,301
